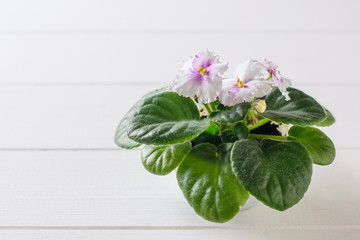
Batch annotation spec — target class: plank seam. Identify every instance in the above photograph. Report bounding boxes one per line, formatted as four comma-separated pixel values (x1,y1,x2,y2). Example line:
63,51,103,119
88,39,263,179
0,225,358,230
0,29,360,36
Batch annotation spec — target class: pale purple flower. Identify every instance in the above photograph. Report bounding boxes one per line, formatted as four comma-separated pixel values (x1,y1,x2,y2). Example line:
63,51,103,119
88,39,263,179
263,58,282,82
262,58,291,101
172,50,228,103
219,59,272,106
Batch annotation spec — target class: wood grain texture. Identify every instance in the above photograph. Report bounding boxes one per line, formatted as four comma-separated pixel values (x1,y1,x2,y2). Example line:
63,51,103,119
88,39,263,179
0,149,358,228
0,229,359,240
0,0,359,32
0,34,359,84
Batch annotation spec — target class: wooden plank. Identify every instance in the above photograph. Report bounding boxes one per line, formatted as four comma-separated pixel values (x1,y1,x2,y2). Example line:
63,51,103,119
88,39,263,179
0,149,358,227
0,0,359,32
0,84,356,149
0,229,359,240
0,34,359,84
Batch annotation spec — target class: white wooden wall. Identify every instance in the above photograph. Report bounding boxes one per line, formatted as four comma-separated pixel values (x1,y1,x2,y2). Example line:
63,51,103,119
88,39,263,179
0,1,359,239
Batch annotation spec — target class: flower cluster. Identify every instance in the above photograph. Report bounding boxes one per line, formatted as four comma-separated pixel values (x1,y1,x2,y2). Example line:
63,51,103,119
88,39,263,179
172,50,291,106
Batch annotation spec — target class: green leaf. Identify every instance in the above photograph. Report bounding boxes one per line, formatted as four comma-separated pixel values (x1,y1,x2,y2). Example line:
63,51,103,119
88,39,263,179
221,122,249,143
288,126,335,165
114,87,167,149
128,92,210,145
193,123,222,146
261,87,326,126
231,139,312,211
233,122,250,139
316,108,335,127
220,130,238,143
209,103,251,123
177,143,249,223
217,143,234,162
114,111,141,149
141,141,191,175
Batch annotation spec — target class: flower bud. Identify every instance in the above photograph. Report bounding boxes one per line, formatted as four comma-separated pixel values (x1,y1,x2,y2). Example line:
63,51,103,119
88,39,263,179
255,100,266,113
251,118,259,125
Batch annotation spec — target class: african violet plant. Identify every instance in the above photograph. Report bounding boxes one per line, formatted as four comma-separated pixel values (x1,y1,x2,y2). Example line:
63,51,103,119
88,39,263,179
115,50,335,223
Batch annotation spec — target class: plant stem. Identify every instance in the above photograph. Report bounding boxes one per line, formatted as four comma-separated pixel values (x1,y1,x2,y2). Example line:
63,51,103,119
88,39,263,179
209,101,217,112
203,103,212,114
249,134,287,141
247,118,271,130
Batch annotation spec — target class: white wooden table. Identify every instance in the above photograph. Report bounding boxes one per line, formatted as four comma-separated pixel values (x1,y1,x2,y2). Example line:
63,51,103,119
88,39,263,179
0,1,359,239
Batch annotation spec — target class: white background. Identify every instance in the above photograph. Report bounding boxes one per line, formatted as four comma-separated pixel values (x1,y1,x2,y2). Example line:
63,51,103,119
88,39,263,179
0,0,359,239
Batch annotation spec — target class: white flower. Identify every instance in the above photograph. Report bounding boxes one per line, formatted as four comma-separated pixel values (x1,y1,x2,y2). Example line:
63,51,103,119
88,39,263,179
261,58,292,101
172,50,228,103
219,59,272,106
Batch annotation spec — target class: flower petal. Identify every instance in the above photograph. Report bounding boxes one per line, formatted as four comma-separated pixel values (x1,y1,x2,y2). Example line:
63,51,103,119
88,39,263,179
172,69,203,96
208,62,228,78
235,59,266,82
250,80,273,98
219,78,257,106
269,76,292,101
172,50,227,103
192,50,218,69
196,76,223,103
261,58,291,100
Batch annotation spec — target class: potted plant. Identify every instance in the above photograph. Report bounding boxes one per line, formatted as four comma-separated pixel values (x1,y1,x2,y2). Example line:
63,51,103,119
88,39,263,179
115,50,335,223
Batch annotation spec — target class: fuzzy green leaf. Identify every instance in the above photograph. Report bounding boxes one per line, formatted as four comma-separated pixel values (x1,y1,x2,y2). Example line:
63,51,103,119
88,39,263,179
193,123,222,146
114,87,167,149
221,122,249,143
231,139,312,211
177,143,249,223
288,126,335,165
209,103,251,123
316,108,335,127
141,141,191,175
261,87,326,126
128,92,210,145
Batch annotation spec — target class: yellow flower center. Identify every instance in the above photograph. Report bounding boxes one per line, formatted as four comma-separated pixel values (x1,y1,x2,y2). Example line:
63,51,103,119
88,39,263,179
236,77,245,88
197,67,208,75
